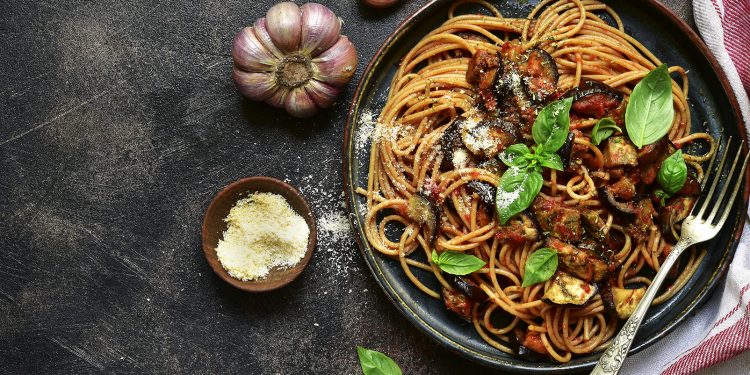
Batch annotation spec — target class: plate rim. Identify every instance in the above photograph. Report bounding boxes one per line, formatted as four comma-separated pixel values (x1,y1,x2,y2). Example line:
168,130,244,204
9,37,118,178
341,0,749,372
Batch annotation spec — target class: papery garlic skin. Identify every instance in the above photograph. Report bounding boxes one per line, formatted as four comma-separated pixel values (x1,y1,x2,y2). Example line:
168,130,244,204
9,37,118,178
231,2,358,118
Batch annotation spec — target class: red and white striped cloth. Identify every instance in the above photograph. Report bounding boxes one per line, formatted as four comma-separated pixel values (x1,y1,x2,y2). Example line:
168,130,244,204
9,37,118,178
622,0,750,374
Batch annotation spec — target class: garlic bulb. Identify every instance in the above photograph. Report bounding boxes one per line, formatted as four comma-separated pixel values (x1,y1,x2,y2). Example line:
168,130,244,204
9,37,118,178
232,2,358,118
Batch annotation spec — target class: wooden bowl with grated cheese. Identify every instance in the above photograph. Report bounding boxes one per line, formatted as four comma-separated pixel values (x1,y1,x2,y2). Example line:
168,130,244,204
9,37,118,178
202,176,317,292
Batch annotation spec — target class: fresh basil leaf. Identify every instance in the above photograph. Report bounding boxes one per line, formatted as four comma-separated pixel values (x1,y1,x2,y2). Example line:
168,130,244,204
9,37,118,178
499,144,532,168
625,64,674,148
357,347,403,375
433,251,486,275
431,249,439,265
532,97,574,153
496,168,544,224
654,189,671,206
657,150,687,195
522,247,558,287
536,152,564,171
591,117,622,145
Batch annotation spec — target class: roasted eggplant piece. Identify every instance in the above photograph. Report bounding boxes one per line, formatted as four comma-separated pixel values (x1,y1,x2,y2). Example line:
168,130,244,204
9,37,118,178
578,238,605,256
557,132,575,170
599,281,617,316
566,80,624,118
532,195,583,241
406,192,440,244
611,286,647,319
448,276,488,302
581,209,608,242
633,198,656,233
677,168,701,196
658,196,696,242
466,181,495,206
601,186,637,215
440,119,474,171
546,238,609,282
467,158,504,205
460,116,517,159
495,213,541,243
603,136,639,168
542,272,598,306
442,287,473,321
509,329,548,360
637,137,674,184
467,50,503,111
539,207,582,242
519,48,559,102
609,177,636,201
466,49,501,90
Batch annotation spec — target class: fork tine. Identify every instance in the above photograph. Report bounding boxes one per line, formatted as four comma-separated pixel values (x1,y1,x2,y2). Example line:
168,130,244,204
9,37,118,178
707,141,745,223
701,135,722,190
697,137,732,218
715,152,749,229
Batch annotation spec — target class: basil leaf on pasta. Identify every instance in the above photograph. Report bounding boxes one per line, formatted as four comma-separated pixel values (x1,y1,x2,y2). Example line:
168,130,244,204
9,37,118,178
357,347,403,375
500,143,532,168
625,64,674,148
536,152,564,171
496,168,543,224
433,251,486,275
532,97,573,153
657,150,687,195
591,117,621,145
522,248,558,287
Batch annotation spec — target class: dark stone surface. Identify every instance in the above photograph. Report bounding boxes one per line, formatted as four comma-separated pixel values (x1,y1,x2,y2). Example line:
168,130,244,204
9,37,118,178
0,1,693,373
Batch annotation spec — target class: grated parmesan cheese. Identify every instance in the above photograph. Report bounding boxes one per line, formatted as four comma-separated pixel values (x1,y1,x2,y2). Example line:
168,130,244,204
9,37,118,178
216,192,310,281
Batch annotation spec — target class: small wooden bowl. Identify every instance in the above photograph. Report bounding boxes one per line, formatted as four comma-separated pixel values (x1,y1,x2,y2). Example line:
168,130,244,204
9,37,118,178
202,176,316,292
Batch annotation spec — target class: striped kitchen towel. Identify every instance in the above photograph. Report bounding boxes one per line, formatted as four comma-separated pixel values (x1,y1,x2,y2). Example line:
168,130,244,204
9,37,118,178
622,0,750,374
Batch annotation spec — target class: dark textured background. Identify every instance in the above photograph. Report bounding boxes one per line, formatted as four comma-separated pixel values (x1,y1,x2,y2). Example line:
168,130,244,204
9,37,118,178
0,1,693,374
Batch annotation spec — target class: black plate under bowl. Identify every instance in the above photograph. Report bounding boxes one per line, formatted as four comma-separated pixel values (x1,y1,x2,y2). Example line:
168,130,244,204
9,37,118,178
343,0,749,372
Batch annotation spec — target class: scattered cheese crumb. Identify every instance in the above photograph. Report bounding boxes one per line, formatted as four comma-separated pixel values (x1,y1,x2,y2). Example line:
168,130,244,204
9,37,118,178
216,192,310,281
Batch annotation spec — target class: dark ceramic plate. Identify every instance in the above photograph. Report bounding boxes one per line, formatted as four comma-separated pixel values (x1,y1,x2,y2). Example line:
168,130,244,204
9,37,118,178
343,0,749,372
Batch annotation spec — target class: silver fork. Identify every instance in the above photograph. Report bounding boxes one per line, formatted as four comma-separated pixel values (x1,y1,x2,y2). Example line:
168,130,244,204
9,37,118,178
592,138,749,375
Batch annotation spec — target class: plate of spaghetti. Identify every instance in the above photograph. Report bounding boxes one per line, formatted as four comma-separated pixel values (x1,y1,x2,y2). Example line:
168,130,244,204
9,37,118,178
343,0,748,372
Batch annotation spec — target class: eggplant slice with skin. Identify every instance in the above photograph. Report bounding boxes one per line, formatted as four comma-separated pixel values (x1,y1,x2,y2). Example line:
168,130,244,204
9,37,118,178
467,158,505,205
542,272,598,306
581,209,608,242
519,48,559,102
658,196,697,242
442,287,473,321
440,118,474,171
611,286,647,319
448,275,488,303
509,328,548,360
495,213,541,243
406,192,440,244
566,79,624,118
459,115,517,159
546,238,609,282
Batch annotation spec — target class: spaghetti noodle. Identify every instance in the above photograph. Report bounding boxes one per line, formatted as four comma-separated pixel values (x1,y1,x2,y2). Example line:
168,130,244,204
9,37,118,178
358,0,715,362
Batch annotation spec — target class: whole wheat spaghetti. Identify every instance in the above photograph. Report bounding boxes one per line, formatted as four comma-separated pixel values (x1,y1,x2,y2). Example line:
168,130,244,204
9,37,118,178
357,0,715,362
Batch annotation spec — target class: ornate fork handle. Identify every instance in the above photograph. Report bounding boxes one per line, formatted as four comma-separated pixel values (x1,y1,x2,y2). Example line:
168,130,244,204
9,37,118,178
591,239,690,375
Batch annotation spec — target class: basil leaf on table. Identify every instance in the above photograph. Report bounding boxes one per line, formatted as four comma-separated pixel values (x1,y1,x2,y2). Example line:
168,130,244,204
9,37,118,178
625,64,675,148
532,97,574,153
657,150,687,194
499,143,532,168
536,152,564,171
591,117,622,145
496,168,544,225
357,346,403,375
431,250,486,275
522,247,558,287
